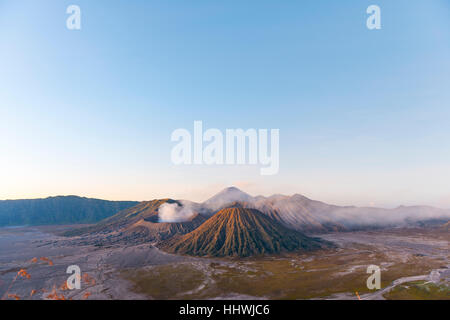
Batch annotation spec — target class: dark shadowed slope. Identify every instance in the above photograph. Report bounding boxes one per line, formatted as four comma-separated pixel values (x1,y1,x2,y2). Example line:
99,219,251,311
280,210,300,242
0,196,139,226
161,205,328,257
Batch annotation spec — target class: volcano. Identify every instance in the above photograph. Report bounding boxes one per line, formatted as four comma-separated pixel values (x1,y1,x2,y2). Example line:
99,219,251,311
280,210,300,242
161,204,328,257
64,199,206,244
203,187,253,211
201,187,346,233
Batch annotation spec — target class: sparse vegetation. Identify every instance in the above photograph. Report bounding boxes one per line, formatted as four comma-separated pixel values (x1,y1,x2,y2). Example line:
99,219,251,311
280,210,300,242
124,243,447,300
123,264,206,299
384,281,449,300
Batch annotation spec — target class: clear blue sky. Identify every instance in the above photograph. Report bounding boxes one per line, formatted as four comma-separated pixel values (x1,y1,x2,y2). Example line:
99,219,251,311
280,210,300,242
1,0,449,207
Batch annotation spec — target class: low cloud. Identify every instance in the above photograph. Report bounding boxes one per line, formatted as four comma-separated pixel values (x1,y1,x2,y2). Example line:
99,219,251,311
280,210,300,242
158,202,195,223
202,187,450,228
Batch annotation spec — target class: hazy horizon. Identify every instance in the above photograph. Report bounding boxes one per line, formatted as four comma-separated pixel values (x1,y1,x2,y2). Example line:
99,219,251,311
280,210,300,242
1,185,450,211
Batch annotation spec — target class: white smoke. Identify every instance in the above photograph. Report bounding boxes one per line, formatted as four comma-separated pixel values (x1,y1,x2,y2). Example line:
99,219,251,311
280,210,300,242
158,202,195,223
325,205,450,227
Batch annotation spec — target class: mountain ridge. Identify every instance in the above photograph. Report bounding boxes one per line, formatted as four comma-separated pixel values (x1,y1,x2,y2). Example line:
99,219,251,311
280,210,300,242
63,199,206,244
0,196,139,227
200,187,450,233
3,188,449,233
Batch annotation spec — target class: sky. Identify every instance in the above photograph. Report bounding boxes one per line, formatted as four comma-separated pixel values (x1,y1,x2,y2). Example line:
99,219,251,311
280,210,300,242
0,0,449,207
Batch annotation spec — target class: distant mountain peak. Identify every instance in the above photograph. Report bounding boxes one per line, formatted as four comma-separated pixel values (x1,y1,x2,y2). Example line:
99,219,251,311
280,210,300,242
217,186,249,196
203,186,253,210
223,186,241,191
